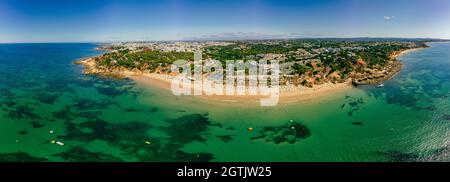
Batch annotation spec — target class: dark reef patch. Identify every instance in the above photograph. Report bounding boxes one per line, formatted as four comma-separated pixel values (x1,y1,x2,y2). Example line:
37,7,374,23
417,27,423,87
351,121,364,126
6,105,41,120
226,126,235,130
347,108,360,116
342,96,364,117
251,121,311,144
424,105,437,111
57,114,216,162
124,108,140,112
1,100,17,107
442,114,450,121
60,119,153,143
72,98,112,110
52,107,74,121
95,86,127,98
78,76,138,98
52,106,102,122
131,142,214,162
52,147,123,162
34,92,60,104
216,135,234,143
162,114,215,144
168,151,213,162
77,111,102,120
0,152,48,162
43,80,76,94
376,151,419,162
0,88,15,98
52,99,112,121
29,121,44,128
124,107,158,113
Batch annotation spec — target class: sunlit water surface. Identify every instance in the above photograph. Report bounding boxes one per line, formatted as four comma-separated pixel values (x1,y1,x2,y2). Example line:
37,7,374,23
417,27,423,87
0,42,449,162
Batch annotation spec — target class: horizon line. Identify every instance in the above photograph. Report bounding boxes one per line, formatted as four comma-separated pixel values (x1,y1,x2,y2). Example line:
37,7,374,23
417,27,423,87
1,37,449,44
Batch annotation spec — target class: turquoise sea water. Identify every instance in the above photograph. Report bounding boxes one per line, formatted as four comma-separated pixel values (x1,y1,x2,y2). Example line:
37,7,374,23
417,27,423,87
0,42,449,162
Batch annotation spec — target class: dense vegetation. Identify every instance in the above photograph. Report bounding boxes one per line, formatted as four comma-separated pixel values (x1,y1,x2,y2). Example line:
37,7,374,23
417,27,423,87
204,40,422,76
97,50,193,71
93,40,426,85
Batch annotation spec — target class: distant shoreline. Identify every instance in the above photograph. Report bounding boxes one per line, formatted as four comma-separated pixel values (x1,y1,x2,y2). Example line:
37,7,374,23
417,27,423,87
351,47,426,85
75,44,427,104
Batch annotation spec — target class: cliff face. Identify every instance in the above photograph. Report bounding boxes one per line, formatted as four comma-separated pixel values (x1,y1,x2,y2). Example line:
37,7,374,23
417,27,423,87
350,47,425,86
351,61,403,85
75,57,149,79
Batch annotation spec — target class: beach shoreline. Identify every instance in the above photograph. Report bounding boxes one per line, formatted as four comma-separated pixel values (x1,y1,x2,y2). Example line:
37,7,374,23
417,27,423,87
131,73,353,104
75,46,425,104
75,57,353,103
395,47,425,57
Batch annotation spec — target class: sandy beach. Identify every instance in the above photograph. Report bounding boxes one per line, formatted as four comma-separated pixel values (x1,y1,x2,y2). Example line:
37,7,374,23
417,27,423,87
130,73,352,104
391,47,425,58
75,47,425,105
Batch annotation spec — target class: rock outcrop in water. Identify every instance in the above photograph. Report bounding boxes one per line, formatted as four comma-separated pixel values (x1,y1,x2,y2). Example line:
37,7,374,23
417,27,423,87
351,61,403,85
251,121,311,144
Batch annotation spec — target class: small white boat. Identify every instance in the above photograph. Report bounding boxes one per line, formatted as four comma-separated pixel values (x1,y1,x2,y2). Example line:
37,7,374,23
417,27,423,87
56,141,65,146
377,84,385,87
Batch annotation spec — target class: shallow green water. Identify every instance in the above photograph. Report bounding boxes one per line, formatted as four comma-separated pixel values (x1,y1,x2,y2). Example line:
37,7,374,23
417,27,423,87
0,42,449,162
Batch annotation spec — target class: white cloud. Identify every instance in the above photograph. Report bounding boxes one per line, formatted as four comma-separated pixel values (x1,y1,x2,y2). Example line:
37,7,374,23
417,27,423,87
384,16,395,20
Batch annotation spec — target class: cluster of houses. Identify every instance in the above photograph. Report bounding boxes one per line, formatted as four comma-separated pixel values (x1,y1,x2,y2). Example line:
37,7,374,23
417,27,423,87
107,41,233,53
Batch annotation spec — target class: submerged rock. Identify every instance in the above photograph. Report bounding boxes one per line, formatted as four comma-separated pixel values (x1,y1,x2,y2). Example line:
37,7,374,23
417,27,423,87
226,126,235,130
0,152,47,162
6,105,41,120
216,135,234,143
34,92,60,104
351,121,364,126
72,98,111,110
163,114,215,144
251,121,311,144
52,107,74,121
29,121,44,128
124,107,157,113
57,113,218,162
442,114,450,121
60,119,153,143
376,151,419,162
53,147,123,162
95,86,128,97
342,97,364,117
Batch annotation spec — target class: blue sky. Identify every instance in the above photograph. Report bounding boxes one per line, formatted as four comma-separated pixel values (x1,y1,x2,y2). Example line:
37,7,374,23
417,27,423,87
0,0,449,42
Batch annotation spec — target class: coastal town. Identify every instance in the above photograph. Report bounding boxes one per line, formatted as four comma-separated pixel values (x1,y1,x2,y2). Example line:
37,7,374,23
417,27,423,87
78,39,429,94
4,0,450,168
